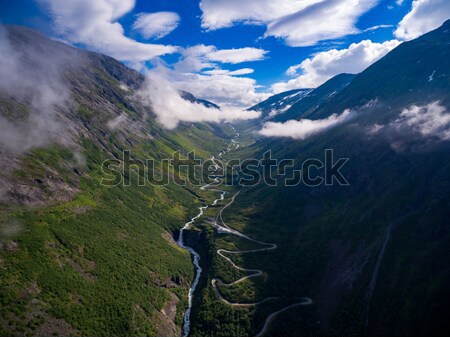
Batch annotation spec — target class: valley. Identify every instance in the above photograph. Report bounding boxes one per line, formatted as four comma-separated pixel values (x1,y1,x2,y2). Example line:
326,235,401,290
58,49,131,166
1,15,450,337
177,128,314,337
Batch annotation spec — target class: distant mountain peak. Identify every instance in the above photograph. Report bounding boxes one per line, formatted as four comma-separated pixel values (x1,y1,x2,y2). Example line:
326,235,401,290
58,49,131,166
179,90,220,109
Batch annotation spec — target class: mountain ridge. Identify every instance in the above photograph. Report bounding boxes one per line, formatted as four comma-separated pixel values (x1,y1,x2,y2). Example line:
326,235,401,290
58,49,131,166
191,20,450,337
0,24,233,337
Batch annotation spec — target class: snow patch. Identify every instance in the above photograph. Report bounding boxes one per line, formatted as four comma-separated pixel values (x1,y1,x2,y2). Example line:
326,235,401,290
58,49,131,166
428,70,436,82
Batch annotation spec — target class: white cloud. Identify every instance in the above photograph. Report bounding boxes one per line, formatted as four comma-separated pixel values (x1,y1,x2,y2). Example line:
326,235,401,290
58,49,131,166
393,102,450,139
159,68,269,108
167,45,268,108
202,68,254,75
206,47,268,63
200,0,319,30
174,45,216,72
200,0,380,47
107,112,129,130
0,27,75,154
366,123,384,135
39,0,178,62
174,45,267,72
135,73,260,129
132,12,180,40
394,0,450,40
363,24,393,32
271,39,400,93
258,109,355,139
366,102,450,152
265,0,379,47
228,68,255,75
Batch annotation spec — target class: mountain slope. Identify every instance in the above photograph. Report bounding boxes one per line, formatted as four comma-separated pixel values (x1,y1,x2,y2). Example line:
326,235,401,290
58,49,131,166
237,73,354,133
180,90,220,109
247,88,312,120
273,73,356,122
0,25,232,337
250,19,450,125
300,19,450,120
191,21,450,337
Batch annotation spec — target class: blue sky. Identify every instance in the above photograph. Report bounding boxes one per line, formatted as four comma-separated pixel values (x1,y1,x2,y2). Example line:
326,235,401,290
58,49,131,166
1,0,449,108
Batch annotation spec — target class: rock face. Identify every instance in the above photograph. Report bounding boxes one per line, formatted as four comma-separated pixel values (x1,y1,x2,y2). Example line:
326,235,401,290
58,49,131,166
153,292,181,337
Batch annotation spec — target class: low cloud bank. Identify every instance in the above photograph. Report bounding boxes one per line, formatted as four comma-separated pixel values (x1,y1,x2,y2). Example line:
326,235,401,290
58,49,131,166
395,102,450,139
136,73,260,129
369,102,450,141
258,109,354,140
0,27,75,154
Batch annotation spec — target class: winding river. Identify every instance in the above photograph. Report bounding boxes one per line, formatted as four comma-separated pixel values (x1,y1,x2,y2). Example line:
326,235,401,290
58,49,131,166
177,127,312,337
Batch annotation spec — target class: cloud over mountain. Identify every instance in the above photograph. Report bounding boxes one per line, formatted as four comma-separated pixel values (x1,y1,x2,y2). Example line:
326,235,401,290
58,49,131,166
272,39,400,92
0,27,75,154
149,65,269,109
392,102,450,140
395,0,450,40
168,45,269,108
258,109,355,139
136,73,260,129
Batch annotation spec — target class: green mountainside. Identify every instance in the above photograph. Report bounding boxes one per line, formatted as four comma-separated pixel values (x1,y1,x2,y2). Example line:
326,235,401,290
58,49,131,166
0,25,233,337
1,19,450,337
190,20,450,337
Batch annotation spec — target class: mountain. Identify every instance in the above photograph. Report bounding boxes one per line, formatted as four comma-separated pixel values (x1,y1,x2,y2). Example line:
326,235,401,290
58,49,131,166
272,73,356,122
179,90,220,109
296,19,450,120
248,18,450,126
2,20,450,337
247,88,312,121
0,25,232,337
240,74,355,132
190,21,450,337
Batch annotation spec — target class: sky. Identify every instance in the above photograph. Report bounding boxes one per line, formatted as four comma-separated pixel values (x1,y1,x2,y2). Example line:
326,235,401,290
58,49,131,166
1,0,449,110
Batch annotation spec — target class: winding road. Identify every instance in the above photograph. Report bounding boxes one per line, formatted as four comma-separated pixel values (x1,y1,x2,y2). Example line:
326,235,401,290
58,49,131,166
210,188,312,336
177,126,312,337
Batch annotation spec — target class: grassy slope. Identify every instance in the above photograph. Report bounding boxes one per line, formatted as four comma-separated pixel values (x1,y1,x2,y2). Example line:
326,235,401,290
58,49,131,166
191,119,450,337
0,123,234,337
0,25,235,337
189,21,450,337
